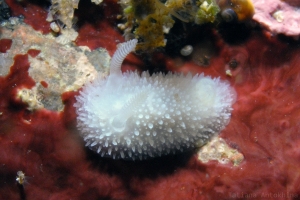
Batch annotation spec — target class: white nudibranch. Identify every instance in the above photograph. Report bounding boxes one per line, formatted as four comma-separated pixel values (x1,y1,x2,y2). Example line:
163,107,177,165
74,39,236,160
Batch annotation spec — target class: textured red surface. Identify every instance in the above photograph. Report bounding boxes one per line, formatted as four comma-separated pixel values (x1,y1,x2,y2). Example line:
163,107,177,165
27,49,41,58
0,39,12,53
2,0,300,200
5,0,51,34
282,0,300,7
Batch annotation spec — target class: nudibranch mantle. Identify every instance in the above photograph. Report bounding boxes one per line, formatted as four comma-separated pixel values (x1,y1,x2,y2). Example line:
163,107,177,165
74,39,236,160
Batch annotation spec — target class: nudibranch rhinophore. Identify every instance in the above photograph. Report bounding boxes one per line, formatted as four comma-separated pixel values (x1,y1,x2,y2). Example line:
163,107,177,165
74,39,236,160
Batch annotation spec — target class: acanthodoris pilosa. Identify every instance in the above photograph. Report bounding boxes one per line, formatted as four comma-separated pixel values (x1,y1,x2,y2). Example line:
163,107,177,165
74,39,236,160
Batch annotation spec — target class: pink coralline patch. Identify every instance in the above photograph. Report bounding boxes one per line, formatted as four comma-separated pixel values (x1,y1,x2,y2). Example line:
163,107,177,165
252,0,300,37
0,39,12,53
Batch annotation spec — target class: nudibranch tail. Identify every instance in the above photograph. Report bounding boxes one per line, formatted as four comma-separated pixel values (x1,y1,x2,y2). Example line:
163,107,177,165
109,39,138,76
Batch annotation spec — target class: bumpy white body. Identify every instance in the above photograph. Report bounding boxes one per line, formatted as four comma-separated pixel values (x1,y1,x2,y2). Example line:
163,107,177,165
74,39,236,160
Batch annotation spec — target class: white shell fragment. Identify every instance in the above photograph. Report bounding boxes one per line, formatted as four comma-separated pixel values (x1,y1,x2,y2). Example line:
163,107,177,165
180,45,193,56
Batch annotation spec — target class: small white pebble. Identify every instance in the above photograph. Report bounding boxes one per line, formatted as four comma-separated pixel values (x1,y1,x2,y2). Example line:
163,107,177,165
50,22,60,33
180,45,193,56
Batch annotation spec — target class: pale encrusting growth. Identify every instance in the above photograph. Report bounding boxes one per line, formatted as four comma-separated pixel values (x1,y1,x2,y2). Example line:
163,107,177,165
0,19,108,111
74,39,236,160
